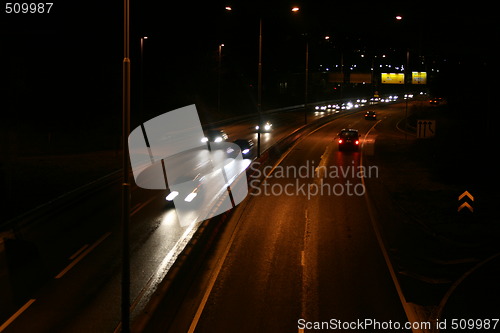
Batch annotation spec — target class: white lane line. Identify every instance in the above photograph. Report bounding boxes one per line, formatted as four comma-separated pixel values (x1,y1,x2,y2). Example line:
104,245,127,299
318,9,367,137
360,122,423,333
131,196,156,216
0,299,36,332
69,244,89,260
55,232,112,279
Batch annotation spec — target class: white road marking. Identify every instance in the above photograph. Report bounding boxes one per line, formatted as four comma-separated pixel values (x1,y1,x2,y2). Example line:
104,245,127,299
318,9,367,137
131,196,156,216
69,244,89,260
0,299,36,332
55,232,111,279
360,121,423,333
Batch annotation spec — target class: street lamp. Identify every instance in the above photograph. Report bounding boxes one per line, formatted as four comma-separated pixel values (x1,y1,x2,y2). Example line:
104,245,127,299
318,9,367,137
218,43,224,114
257,18,262,157
121,0,131,332
140,36,148,118
291,6,309,124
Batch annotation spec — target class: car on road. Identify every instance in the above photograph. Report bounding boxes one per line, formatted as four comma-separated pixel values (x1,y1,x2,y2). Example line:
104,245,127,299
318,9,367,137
202,129,228,143
338,129,360,151
255,121,272,132
429,97,443,105
232,139,254,158
364,111,377,120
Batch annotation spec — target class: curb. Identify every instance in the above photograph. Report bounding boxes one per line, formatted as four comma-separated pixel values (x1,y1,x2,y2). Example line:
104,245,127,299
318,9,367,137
429,252,500,333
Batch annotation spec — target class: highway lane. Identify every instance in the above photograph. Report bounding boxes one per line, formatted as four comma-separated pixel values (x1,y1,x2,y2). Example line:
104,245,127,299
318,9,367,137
0,98,406,332
167,104,412,333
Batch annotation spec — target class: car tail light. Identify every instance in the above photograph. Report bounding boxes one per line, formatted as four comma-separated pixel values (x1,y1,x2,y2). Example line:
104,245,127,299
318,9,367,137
355,140,359,145
338,139,343,144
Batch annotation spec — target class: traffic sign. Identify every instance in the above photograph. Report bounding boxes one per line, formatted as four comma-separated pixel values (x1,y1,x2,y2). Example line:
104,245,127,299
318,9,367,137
417,119,435,138
458,191,474,213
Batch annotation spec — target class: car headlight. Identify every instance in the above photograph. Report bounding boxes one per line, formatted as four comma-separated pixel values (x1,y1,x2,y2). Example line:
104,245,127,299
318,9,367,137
166,191,179,201
242,148,250,154
214,136,223,142
184,192,197,202
264,124,271,131
255,125,260,130
201,137,208,143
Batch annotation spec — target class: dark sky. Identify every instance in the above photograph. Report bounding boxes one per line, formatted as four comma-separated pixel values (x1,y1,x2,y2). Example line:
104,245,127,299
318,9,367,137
1,1,496,129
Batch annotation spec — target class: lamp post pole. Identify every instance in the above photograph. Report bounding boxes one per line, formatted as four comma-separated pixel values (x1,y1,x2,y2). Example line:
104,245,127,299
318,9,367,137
121,0,131,331
218,43,224,115
304,39,309,124
257,18,262,157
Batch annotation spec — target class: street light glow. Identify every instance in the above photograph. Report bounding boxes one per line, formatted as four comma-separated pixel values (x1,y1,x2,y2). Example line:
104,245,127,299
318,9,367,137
291,6,299,12
225,6,232,11
395,15,402,20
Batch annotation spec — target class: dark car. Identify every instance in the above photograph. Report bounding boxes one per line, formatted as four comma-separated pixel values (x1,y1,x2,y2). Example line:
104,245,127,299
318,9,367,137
338,129,360,151
202,129,228,143
232,139,254,158
364,111,377,120
255,120,272,132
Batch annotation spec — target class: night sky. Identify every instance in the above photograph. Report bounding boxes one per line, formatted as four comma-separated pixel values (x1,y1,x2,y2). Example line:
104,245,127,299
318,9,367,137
0,1,497,152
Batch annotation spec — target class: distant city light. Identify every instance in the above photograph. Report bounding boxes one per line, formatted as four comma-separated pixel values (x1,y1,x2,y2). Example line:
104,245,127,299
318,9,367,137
225,6,232,10
395,15,402,20
291,6,300,12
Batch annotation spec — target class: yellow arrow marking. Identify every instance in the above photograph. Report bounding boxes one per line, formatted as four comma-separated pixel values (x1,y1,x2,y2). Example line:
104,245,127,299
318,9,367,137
458,191,474,202
458,202,474,213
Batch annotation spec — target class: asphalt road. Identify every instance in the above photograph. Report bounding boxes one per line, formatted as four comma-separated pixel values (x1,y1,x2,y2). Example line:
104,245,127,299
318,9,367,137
0,99,418,332
166,104,414,333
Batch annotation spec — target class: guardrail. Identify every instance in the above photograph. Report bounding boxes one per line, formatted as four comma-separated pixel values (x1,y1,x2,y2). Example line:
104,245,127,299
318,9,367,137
1,170,122,235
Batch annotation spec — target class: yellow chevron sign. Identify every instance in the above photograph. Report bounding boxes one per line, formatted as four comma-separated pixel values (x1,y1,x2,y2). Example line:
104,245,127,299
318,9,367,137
458,191,474,213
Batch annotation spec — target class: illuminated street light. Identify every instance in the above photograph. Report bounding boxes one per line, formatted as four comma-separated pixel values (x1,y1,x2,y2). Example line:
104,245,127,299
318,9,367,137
225,6,232,11
395,15,402,20
291,6,300,12
218,43,224,114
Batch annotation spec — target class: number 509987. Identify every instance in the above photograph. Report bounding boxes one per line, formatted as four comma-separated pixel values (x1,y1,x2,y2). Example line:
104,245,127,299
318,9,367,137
5,3,53,14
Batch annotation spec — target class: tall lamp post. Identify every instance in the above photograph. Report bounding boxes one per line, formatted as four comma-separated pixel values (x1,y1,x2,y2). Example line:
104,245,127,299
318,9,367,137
218,43,224,115
292,6,309,124
140,36,148,117
121,0,131,332
257,18,262,157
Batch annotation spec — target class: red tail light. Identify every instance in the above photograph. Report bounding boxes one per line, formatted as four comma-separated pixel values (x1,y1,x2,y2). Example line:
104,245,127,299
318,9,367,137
355,140,359,145
338,139,343,144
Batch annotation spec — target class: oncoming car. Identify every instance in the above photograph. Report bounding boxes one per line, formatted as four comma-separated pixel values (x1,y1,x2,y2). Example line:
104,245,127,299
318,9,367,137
338,129,360,151
255,121,272,132
232,139,254,158
202,129,228,143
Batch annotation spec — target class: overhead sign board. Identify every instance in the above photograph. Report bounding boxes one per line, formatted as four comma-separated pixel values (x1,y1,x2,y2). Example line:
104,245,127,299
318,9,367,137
412,72,427,84
381,73,404,84
350,73,372,84
328,72,344,83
